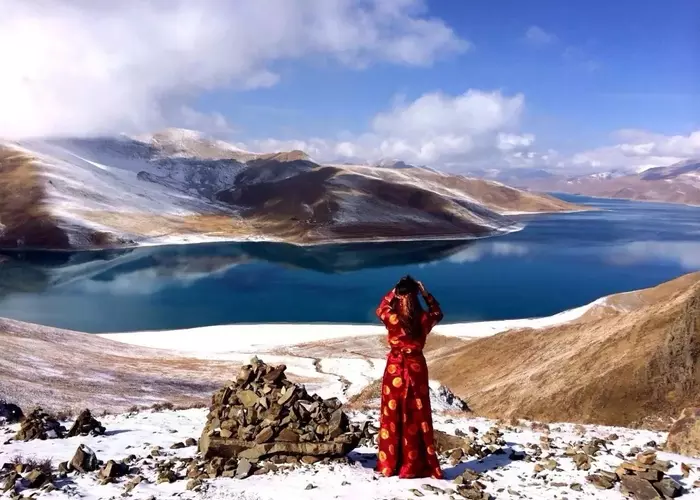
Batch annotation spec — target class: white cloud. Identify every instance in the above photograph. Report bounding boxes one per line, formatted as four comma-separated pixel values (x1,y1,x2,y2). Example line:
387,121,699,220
560,129,700,171
0,0,467,139
524,26,557,47
242,89,535,169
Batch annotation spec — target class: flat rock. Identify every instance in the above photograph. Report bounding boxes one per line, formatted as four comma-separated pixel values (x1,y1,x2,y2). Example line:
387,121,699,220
620,476,663,500
586,474,614,490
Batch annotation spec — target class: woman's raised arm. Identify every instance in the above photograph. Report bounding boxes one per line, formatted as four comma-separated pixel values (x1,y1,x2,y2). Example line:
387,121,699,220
417,281,443,329
376,288,398,329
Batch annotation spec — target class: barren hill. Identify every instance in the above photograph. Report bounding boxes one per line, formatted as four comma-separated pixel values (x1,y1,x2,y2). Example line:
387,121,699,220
515,159,700,206
429,272,700,428
0,130,587,250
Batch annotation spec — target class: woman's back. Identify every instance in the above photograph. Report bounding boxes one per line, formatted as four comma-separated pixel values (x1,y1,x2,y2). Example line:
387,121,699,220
374,275,444,480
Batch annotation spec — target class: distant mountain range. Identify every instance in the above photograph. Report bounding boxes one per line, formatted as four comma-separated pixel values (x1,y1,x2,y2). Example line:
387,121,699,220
0,128,586,251
483,159,700,207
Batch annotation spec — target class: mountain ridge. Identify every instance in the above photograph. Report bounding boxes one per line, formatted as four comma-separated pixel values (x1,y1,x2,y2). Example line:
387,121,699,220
0,130,588,250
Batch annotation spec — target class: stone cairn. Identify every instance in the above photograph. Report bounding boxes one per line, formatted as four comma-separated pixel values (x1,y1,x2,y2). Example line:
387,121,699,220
585,449,683,498
14,408,66,441
67,409,106,437
195,357,361,479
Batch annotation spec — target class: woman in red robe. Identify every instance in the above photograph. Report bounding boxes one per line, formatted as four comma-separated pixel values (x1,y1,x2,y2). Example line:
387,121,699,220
375,275,444,479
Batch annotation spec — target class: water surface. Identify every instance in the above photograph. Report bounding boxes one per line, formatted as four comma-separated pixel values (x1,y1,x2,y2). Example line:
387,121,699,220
1,195,699,333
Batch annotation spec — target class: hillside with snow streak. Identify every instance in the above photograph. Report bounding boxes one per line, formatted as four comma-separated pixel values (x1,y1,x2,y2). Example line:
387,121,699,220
0,129,585,250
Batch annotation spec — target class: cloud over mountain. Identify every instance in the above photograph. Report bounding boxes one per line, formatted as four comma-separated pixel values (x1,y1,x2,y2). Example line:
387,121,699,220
0,0,467,139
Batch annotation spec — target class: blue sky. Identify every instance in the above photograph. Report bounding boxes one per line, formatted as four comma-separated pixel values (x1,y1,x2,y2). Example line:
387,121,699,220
4,0,699,171
206,0,698,152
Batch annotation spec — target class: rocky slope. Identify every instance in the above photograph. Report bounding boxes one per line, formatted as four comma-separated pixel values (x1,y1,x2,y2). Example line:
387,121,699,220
512,159,700,206
0,129,586,250
429,272,700,428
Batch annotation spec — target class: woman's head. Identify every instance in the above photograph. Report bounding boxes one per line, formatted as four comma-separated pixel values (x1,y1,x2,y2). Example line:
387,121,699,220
395,275,419,297
392,275,423,337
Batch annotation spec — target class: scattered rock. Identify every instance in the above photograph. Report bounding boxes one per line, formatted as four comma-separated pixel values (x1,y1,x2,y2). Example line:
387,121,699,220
305,483,316,490
682,462,692,478
67,409,106,437
157,470,177,484
185,437,198,447
543,459,558,471
170,442,186,450
586,474,614,490
235,458,253,479
186,478,202,491
2,471,18,493
124,475,144,493
24,469,50,489
570,483,582,492
99,460,127,480
70,444,99,473
654,477,682,498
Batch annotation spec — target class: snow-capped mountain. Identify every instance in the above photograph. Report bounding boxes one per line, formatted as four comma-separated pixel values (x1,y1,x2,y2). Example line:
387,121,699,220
506,159,700,206
0,130,586,250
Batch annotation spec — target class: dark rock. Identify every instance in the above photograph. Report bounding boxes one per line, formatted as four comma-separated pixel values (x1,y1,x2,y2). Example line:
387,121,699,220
0,401,23,424
157,470,177,484
586,474,614,490
654,477,682,498
71,444,99,473
67,409,105,437
170,442,185,450
185,437,198,447
99,460,127,479
24,469,50,489
620,476,663,500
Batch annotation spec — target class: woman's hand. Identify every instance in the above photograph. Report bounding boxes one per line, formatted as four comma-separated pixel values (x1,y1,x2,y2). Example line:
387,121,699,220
416,280,427,295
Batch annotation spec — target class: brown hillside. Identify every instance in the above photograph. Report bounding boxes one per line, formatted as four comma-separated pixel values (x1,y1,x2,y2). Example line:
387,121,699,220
217,165,512,243
429,272,700,428
0,147,70,249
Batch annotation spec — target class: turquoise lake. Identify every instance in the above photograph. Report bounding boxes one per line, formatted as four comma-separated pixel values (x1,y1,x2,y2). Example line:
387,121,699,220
0,195,699,333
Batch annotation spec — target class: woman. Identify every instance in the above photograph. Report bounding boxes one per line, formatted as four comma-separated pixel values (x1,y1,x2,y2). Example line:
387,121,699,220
375,275,444,479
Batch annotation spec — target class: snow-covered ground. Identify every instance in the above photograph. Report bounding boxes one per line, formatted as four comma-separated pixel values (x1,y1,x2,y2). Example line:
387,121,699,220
2,408,699,499
100,295,599,352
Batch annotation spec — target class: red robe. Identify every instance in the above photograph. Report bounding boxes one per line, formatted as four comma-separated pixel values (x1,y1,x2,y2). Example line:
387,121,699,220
375,289,444,479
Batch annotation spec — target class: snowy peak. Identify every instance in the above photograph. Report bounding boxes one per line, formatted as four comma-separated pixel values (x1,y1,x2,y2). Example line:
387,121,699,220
134,128,256,161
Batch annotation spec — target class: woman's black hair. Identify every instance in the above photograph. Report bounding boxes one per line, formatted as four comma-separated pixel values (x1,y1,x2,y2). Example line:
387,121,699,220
395,275,419,296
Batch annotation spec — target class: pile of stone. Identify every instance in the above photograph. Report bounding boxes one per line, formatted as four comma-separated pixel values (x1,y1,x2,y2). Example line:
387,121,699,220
67,409,106,437
14,408,66,441
585,450,684,498
453,469,493,500
198,357,361,472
